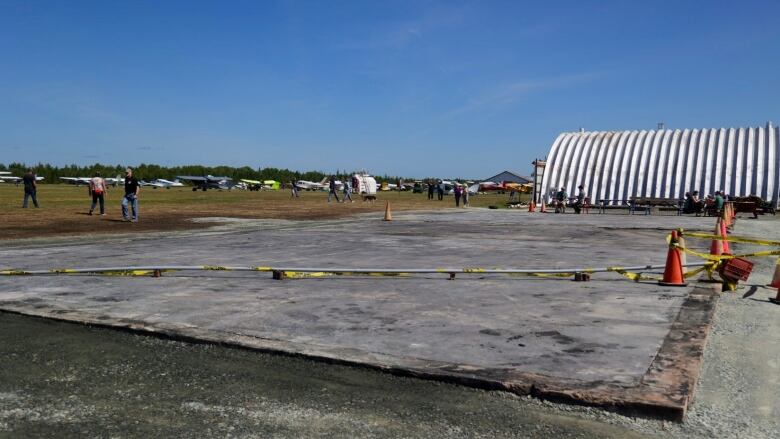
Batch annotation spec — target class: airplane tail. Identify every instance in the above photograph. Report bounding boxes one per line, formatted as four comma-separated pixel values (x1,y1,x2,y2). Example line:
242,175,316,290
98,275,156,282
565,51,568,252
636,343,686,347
319,177,328,186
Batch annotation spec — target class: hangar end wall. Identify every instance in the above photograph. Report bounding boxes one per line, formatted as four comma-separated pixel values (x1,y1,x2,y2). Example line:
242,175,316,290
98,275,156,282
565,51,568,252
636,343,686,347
540,122,779,206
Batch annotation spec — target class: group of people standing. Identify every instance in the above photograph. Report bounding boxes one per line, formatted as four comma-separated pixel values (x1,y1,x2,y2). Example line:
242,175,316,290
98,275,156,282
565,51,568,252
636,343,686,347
19,167,141,222
425,180,469,207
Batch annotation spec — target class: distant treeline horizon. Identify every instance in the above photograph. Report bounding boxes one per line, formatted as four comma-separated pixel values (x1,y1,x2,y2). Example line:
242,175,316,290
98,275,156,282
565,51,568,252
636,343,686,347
0,162,446,184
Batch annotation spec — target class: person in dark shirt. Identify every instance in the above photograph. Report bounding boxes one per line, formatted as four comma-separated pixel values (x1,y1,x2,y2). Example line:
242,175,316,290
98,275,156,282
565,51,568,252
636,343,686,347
574,185,587,214
327,176,340,203
22,168,39,208
121,167,140,222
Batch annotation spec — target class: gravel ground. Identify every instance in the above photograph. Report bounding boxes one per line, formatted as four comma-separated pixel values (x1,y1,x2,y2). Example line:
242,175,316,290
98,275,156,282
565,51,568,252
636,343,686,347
0,284,777,438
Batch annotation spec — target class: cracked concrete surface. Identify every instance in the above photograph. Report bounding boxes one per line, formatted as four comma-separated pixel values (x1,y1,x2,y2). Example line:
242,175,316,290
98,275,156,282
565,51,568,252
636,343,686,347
0,210,740,417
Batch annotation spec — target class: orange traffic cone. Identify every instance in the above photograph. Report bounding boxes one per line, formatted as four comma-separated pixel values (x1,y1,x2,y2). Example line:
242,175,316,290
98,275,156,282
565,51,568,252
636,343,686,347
728,203,736,229
540,200,547,213
383,202,392,221
719,218,730,253
660,230,687,287
528,201,536,212
677,229,687,275
710,218,723,256
722,203,732,228
767,257,780,289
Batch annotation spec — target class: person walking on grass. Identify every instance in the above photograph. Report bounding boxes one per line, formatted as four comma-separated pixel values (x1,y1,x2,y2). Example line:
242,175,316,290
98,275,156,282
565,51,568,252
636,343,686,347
427,179,435,200
342,179,353,203
121,167,140,222
290,180,299,198
462,185,470,207
89,171,107,215
327,176,340,203
454,184,462,207
21,168,39,208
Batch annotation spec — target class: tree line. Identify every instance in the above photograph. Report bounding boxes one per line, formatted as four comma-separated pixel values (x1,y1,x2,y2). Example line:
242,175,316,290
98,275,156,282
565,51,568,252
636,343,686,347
0,162,416,184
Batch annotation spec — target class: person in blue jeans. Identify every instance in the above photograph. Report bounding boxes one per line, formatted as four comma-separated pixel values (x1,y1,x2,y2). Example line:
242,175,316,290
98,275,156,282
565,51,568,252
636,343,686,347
342,180,353,203
327,176,340,203
21,168,39,208
121,167,140,222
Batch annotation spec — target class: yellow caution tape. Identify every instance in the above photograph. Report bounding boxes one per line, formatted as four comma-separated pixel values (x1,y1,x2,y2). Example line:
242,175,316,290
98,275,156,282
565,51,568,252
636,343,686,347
282,271,333,279
683,232,780,247
507,272,574,278
202,265,229,271
0,270,31,275
606,267,660,282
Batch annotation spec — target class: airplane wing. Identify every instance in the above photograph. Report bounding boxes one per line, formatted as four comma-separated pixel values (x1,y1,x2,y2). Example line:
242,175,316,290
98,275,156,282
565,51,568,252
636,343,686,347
176,176,208,182
59,177,91,185
240,179,262,185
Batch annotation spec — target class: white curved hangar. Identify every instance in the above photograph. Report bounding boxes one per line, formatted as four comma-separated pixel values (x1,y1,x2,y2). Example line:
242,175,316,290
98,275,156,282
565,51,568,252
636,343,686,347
540,122,779,205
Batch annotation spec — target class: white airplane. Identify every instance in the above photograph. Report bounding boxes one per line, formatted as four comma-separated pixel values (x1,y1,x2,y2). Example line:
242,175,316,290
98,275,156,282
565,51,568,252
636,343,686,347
60,175,123,186
0,173,44,183
296,177,344,191
146,179,184,189
295,178,326,191
59,177,92,185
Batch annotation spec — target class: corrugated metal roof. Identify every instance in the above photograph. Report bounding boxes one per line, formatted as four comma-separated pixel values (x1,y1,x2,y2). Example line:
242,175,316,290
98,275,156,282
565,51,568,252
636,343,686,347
482,171,532,184
540,122,779,204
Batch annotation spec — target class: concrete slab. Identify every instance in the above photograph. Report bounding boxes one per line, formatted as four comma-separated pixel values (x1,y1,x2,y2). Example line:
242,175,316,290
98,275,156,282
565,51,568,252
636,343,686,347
0,210,734,418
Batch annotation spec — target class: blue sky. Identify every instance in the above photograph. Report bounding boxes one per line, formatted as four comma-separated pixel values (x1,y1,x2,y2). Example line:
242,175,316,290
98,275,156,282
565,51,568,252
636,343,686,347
1,0,779,178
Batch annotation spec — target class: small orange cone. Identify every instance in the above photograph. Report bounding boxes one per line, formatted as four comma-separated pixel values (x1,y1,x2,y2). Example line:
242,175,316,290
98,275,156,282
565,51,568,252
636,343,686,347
767,257,780,289
660,230,687,287
383,201,392,221
722,203,732,228
710,218,723,256
728,202,736,228
540,200,547,213
677,229,687,275
719,218,730,253
528,201,536,212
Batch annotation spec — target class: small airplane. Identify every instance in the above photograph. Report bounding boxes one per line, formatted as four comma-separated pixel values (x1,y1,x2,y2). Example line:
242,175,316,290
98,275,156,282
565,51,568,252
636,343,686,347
239,179,280,191
0,172,45,183
380,181,414,191
60,175,123,186
176,175,234,191
143,178,184,189
0,172,17,183
478,181,532,194
295,178,326,191
296,178,344,191
59,177,92,185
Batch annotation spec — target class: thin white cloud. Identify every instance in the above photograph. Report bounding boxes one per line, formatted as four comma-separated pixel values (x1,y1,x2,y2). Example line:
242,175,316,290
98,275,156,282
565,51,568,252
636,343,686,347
332,5,465,51
441,73,601,120
14,83,129,126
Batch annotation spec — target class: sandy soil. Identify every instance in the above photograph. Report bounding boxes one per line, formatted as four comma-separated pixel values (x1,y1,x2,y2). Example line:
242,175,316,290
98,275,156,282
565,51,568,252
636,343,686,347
0,185,512,240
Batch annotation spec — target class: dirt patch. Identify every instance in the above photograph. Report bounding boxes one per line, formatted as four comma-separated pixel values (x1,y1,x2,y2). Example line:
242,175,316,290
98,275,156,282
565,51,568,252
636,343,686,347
0,186,510,240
